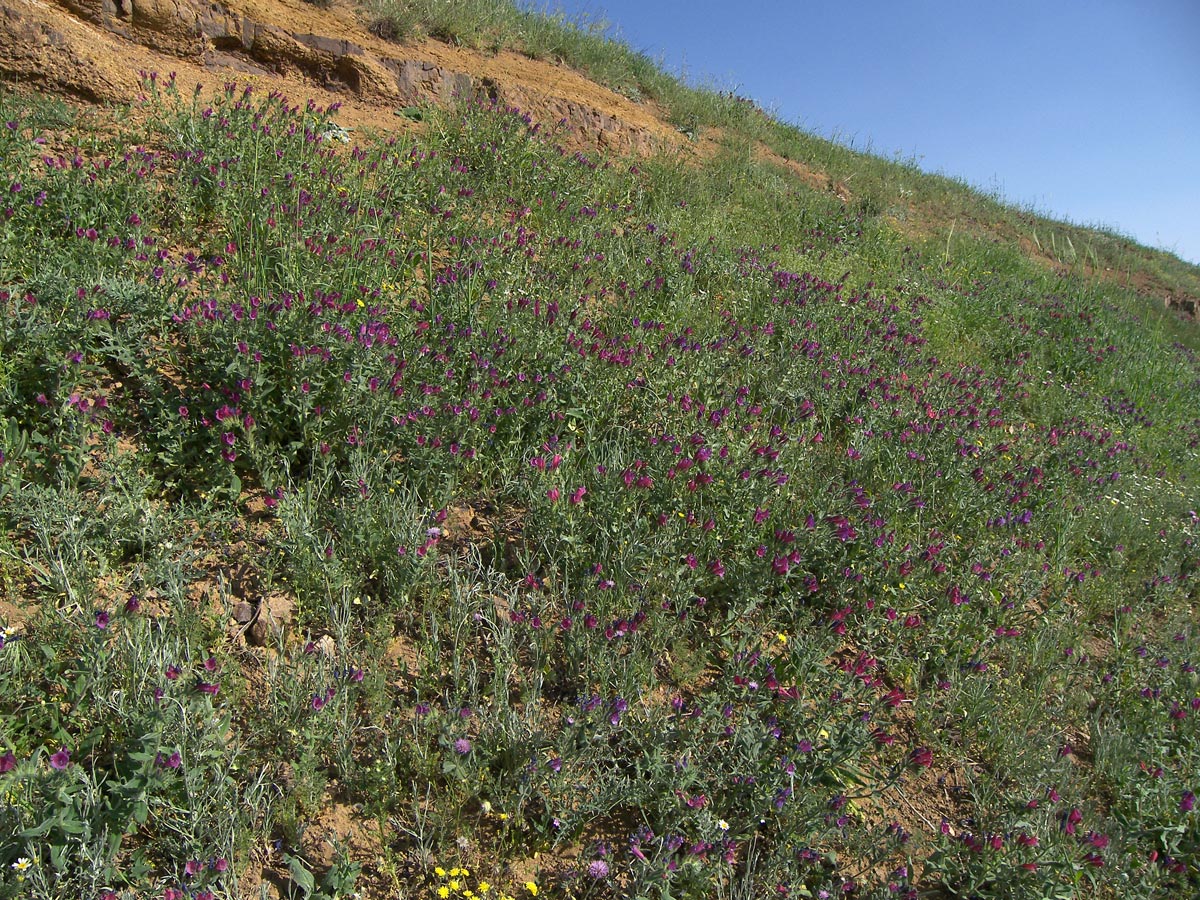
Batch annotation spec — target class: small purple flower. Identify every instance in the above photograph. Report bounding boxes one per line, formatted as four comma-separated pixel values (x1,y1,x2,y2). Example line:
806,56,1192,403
94,610,110,630
311,694,326,711
1182,791,1196,813
587,860,609,879
610,696,628,725
454,738,472,755
49,747,71,770
0,750,16,772
163,751,182,769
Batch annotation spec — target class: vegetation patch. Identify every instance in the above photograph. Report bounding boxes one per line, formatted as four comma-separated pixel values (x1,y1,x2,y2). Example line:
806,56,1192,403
0,67,1197,900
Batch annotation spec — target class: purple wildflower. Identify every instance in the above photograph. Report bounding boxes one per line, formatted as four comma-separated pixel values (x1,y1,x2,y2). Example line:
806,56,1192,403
910,747,933,768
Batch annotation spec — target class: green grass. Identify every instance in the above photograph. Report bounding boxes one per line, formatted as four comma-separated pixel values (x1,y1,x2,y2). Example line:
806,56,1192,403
362,0,1200,306
364,0,772,134
0,66,1198,900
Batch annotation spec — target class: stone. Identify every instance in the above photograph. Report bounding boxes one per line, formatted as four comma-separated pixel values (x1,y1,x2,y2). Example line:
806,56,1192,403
248,592,294,646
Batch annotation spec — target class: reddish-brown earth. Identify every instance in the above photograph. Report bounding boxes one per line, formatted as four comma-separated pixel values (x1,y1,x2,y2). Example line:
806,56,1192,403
0,0,687,154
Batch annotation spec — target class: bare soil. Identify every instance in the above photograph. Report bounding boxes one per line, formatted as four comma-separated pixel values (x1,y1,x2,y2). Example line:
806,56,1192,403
0,0,687,154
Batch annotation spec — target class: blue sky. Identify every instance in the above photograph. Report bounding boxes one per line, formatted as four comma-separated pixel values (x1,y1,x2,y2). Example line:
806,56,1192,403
546,0,1200,265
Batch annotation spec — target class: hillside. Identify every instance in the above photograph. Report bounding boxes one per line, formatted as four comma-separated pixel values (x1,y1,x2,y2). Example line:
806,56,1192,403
1,2,1199,900
4,0,1200,311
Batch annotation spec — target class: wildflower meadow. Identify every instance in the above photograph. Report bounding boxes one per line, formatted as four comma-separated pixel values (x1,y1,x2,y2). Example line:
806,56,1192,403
0,72,1197,900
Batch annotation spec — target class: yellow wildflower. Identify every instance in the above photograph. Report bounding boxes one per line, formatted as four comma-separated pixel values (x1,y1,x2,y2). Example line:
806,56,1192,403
438,888,449,899
525,882,539,896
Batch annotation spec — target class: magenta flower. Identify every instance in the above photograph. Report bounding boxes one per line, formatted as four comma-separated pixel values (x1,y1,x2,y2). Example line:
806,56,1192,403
94,610,110,629
1182,791,1195,813
0,750,16,772
587,860,609,879
49,747,71,770
1064,808,1083,835
453,738,472,754
155,750,182,769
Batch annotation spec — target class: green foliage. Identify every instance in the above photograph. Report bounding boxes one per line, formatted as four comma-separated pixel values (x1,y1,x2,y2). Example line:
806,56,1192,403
0,73,1198,900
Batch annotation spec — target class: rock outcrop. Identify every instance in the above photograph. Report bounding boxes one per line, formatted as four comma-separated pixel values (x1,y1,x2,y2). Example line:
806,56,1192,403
0,0,677,156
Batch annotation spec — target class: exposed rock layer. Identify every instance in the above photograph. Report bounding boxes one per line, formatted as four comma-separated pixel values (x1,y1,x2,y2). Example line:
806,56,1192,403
0,0,672,155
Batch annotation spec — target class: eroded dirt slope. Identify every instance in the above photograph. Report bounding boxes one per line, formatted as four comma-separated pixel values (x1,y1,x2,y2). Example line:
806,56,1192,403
1,0,685,152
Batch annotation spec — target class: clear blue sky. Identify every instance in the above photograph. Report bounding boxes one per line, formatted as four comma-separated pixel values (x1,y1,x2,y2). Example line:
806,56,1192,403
545,0,1200,266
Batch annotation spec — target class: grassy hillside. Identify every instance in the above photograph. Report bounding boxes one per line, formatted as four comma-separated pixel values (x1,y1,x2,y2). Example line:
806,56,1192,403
0,46,1198,900
361,0,1200,303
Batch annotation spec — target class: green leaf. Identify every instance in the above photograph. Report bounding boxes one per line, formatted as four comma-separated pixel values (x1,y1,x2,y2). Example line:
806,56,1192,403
19,818,55,838
284,853,316,897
